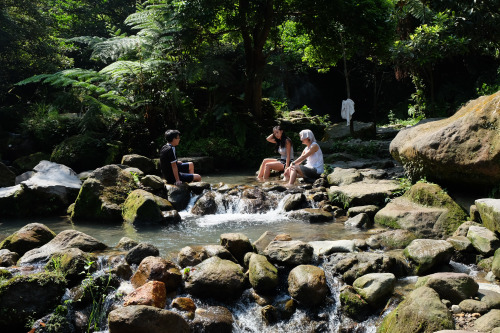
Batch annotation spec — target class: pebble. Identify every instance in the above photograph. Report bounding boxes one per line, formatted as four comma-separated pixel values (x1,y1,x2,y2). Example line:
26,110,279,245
451,305,461,313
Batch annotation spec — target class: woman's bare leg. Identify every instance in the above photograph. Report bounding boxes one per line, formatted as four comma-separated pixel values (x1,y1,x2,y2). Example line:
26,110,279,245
263,161,284,179
258,158,277,178
288,167,304,185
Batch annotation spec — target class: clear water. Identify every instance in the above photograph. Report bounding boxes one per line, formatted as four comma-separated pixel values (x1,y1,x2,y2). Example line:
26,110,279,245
0,172,374,258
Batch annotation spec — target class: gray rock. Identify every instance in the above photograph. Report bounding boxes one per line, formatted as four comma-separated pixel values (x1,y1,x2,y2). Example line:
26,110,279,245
177,246,209,268
108,305,189,333
353,273,396,305
140,175,165,190
328,179,400,208
467,225,500,255
326,168,363,186
345,213,371,228
475,198,500,233
472,309,500,332
282,193,306,212
220,232,254,264
248,253,278,294
347,204,380,219
458,299,489,313
121,154,156,175
404,239,454,275
191,306,233,333
415,272,479,304
19,230,106,265
308,240,356,256
389,91,500,187
0,249,19,266
191,191,218,215
125,243,160,265
122,189,171,225
165,183,191,211
253,231,278,254
288,265,328,307
379,286,454,333
287,208,334,223
203,244,237,263
366,229,416,250
184,257,245,300
0,222,56,256
453,221,482,237
116,237,139,251
478,289,500,309
263,240,313,266
446,236,474,252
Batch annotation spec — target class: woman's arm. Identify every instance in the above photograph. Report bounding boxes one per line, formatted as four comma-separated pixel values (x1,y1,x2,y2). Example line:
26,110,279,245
266,134,276,143
293,143,319,165
285,139,292,168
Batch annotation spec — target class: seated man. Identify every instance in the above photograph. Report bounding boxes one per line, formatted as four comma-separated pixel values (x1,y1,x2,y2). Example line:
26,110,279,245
160,129,201,185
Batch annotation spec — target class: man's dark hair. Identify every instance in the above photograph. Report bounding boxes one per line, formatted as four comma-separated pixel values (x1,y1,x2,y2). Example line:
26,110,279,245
165,129,181,142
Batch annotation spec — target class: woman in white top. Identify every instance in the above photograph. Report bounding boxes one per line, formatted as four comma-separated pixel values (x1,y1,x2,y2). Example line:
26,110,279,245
257,125,294,180
284,129,324,185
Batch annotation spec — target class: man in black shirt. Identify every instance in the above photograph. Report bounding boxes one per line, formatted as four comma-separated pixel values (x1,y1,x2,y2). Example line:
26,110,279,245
160,129,201,185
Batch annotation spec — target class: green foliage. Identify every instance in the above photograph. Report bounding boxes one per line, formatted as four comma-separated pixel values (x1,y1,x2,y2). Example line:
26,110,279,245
50,134,110,172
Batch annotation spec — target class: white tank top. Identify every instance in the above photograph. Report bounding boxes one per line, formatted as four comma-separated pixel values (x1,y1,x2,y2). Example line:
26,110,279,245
305,142,324,174
278,142,294,160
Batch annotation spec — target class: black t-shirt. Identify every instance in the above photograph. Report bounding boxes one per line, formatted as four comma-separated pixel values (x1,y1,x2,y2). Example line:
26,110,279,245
160,143,177,183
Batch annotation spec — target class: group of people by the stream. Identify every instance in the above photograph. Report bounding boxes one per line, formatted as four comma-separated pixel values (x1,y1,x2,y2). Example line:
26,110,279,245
160,126,324,186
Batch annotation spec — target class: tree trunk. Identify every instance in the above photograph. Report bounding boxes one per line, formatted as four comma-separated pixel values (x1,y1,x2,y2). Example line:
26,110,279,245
240,0,273,119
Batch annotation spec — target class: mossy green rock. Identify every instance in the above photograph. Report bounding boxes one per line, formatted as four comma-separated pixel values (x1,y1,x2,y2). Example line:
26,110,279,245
122,189,172,224
415,272,478,304
71,165,138,221
47,247,97,286
378,286,454,333
0,272,67,332
51,134,110,173
248,253,278,294
475,198,500,233
0,222,56,256
340,285,371,320
375,183,467,238
404,239,454,275
492,248,500,278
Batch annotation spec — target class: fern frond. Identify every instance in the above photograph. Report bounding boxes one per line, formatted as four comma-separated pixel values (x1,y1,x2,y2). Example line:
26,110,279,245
405,0,434,23
16,74,53,85
91,36,143,63
68,36,107,47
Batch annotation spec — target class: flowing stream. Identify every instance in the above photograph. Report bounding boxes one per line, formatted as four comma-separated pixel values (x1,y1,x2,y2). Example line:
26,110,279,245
1,171,498,332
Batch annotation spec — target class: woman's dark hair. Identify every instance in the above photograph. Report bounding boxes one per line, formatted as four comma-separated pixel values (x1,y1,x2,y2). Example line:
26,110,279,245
165,129,181,142
273,125,291,151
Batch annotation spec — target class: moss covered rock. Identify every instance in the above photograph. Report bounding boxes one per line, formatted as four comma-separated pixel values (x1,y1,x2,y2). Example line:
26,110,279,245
122,189,173,225
378,286,454,333
0,222,56,256
0,272,67,332
248,253,278,294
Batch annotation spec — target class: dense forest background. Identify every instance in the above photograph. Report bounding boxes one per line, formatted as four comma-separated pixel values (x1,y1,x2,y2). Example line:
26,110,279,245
1,0,499,173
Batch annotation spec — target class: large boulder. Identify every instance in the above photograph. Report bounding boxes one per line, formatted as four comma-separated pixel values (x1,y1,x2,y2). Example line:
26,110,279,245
165,184,191,211
403,239,454,275
366,229,417,250
326,252,409,284
389,91,500,188
378,286,454,333
0,222,56,256
125,243,160,266
288,208,334,223
308,240,356,256
248,253,279,294
492,248,500,279
475,198,500,233
108,305,189,333
122,189,174,225
327,180,400,208
184,256,246,300
0,272,67,332
47,247,97,286
71,164,138,221
0,161,82,217
191,191,218,215
415,272,479,304
288,265,329,307
327,168,363,186
375,182,468,238
19,229,107,265
263,240,313,266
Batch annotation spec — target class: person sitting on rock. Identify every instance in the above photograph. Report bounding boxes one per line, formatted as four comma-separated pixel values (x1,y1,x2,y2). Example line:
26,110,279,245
284,129,323,185
160,129,201,185
257,125,294,181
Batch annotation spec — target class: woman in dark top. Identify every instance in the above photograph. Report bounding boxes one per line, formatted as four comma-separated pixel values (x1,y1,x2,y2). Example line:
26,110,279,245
257,125,294,181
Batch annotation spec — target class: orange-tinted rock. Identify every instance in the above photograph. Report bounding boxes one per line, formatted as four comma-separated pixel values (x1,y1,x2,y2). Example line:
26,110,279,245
274,234,292,241
123,281,166,308
131,256,182,290
171,297,197,313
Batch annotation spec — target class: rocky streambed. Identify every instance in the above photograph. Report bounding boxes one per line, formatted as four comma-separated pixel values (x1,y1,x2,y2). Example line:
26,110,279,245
1,157,500,333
